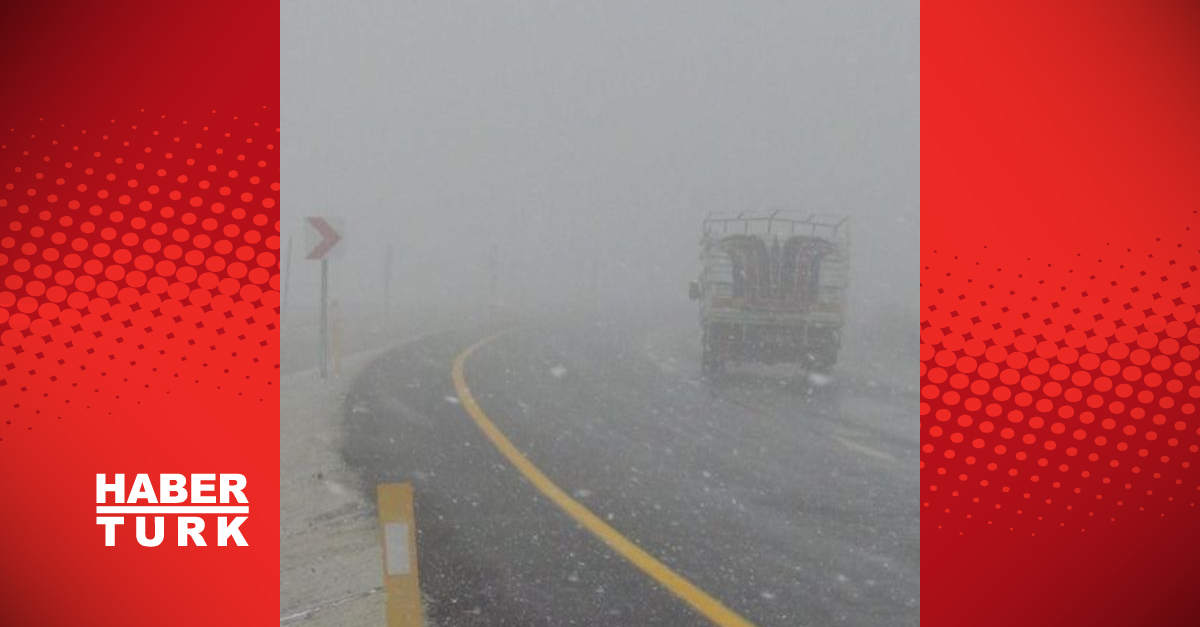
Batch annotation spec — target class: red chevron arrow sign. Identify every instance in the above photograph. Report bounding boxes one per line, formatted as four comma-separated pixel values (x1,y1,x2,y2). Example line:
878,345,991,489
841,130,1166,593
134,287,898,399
305,216,343,259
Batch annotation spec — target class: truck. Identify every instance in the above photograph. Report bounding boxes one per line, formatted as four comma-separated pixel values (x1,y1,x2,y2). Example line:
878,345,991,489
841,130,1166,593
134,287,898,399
689,211,850,375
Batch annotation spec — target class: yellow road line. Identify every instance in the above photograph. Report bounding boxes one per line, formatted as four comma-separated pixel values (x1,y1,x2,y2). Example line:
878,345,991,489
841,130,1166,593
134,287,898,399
451,332,760,627
377,482,424,627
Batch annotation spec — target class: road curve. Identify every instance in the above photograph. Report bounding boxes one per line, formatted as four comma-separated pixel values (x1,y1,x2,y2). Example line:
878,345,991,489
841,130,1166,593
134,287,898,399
341,318,919,626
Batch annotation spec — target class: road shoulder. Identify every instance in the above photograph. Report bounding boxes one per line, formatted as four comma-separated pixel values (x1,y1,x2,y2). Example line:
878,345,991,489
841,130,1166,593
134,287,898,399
280,349,393,625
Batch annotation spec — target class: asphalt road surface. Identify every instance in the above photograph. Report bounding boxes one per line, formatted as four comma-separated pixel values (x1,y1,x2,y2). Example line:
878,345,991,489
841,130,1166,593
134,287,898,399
341,318,918,626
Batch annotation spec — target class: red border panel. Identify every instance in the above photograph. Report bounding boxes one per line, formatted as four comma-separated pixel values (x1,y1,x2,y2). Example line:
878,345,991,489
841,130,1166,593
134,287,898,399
0,2,279,625
924,2,1200,625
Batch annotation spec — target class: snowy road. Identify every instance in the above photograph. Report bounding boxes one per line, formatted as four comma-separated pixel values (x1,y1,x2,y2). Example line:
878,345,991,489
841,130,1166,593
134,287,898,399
340,319,918,626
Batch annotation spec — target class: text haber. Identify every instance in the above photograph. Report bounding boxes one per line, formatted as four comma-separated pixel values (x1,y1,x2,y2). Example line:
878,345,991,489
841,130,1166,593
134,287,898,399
95,474,251,547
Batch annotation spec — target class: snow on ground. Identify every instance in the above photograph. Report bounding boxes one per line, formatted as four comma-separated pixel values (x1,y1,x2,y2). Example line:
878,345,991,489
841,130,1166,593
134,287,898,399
280,347,392,626
280,312,473,625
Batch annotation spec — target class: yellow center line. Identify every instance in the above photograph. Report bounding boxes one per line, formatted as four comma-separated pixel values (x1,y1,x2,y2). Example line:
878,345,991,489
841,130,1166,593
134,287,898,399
451,331,761,627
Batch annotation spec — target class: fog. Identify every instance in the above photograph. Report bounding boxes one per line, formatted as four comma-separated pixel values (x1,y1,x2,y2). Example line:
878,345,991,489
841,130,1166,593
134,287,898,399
280,4,921,623
281,1,918,328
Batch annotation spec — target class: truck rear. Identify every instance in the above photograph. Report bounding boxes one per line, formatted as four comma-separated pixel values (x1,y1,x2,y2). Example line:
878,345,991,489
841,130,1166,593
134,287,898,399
689,212,850,374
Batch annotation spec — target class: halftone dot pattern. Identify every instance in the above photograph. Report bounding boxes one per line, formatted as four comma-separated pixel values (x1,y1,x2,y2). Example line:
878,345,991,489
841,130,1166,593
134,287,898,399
0,110,280,442
921,222,1200,534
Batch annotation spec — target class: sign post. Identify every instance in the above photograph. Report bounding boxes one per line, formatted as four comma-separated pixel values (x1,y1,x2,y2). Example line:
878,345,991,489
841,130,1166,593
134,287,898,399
319,258,328,378
305,217,344,379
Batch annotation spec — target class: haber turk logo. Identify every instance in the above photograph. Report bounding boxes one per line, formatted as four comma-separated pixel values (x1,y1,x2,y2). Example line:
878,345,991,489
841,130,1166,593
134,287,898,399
95,474,249,547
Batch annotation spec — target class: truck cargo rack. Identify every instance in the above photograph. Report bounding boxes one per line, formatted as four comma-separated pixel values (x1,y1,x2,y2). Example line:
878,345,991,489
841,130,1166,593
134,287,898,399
702,211,849,241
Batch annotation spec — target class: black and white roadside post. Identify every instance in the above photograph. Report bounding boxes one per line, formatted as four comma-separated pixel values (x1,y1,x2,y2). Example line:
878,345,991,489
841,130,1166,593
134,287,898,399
488,244,498,323
384,244,393,327
282,234,293,318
